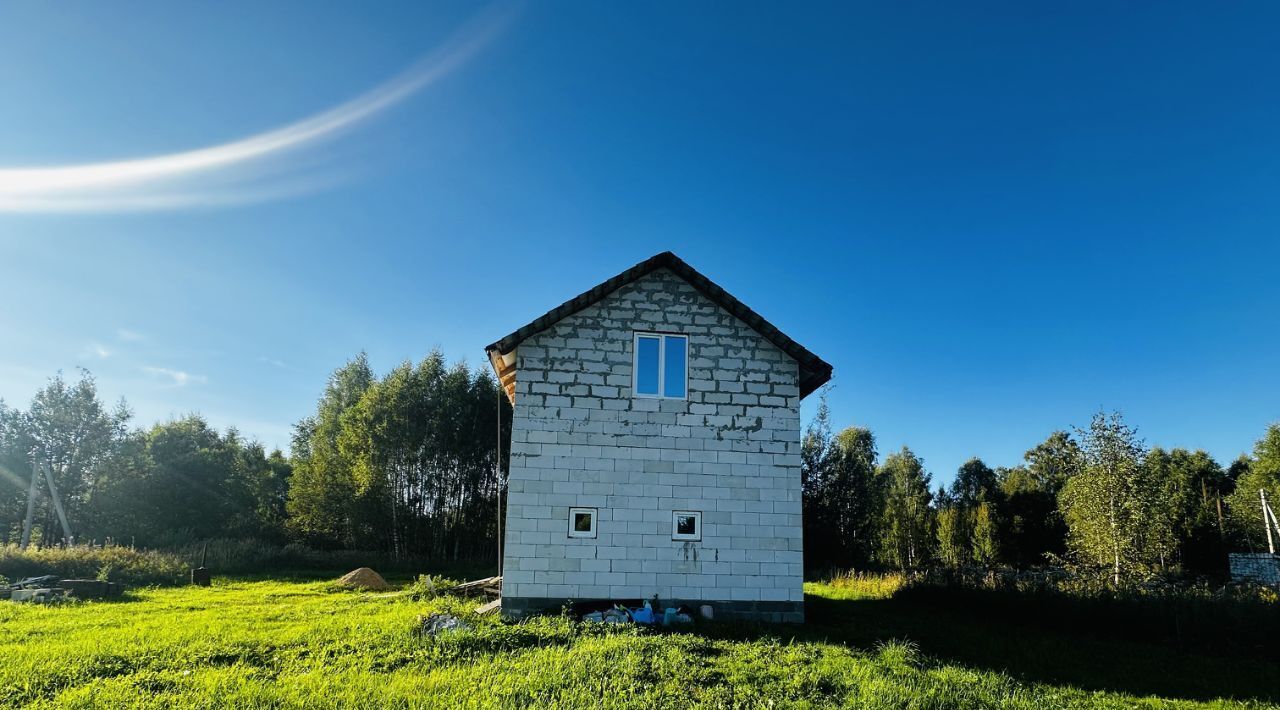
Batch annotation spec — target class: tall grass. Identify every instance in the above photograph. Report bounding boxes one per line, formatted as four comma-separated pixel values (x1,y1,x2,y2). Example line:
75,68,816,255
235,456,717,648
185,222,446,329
907,564,1280,602
817,566,1280,660
900,576,1280,658
0,544,186,587
817,570,906,600
0,539,496,589
159,538,493,579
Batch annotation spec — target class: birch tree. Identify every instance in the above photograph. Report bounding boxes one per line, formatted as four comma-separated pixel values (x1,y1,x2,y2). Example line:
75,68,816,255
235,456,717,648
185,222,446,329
878,447,933,569
1059,411,1157,584
1225,424,1280,550
935,500,968,567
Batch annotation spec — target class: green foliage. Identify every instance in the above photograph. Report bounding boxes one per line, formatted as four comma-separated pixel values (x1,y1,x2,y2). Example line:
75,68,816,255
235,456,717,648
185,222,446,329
877,447,933,569
0,371,290,549
1226,454,1251,488
883,567,1280,658
285,353,374,547
802,392,882,570
997,463,1067,568
1143,447,1231,574
821,569,906,600
0,354,505,567
0,371,129,545
1024,430,1083,493
970,502,999,566
1225,423,1280,550
405,573,460,600
92,418,291,544
0,400,28,541
6,355,1279,596
934,505,968,567
0,543,185,586
287,351,509,561
1060,412,1167,583
934,458,1003,569
952,458,1000,507
800,410,1275,579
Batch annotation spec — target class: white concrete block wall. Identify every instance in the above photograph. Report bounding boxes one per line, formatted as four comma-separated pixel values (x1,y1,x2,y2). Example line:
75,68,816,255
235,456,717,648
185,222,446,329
501,268,804,619
1229,553,1280,585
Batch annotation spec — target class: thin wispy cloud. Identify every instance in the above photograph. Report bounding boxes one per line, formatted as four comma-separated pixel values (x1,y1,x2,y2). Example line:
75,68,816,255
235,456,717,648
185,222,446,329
258,356,291,370
81,342,111,359
142,366,208,387
116,329,145,342
0,3,518,214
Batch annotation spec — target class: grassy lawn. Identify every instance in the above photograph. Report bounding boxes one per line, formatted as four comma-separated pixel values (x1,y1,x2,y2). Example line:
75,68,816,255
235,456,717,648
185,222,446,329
0,575,1275,708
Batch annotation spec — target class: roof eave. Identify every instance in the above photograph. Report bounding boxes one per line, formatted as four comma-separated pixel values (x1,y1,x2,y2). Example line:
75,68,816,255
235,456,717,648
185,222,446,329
484,251,834,401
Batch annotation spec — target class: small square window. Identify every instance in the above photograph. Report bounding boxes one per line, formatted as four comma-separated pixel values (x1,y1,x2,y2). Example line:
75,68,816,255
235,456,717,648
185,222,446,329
634,332,688,399
672,510,701,541
569,507,597,539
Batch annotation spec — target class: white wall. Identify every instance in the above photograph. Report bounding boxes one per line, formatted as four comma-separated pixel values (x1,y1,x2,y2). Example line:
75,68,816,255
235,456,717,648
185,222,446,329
500,268,804,619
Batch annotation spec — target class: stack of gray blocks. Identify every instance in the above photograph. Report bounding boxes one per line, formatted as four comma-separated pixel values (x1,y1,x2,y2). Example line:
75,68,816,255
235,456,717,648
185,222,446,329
1229,553,1280,585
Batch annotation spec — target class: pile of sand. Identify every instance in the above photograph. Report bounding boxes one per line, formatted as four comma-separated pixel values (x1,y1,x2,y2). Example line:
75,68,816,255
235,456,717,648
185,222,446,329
335,567,389,590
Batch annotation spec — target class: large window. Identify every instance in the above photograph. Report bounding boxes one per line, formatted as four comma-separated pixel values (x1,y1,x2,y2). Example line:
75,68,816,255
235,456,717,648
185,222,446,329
634,333,688,399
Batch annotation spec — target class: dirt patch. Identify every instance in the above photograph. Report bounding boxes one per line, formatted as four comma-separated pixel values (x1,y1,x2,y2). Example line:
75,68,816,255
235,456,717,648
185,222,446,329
335,568,389,590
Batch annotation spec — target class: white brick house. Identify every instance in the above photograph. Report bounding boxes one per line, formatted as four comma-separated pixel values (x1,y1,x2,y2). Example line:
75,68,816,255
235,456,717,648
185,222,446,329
485,252,832,622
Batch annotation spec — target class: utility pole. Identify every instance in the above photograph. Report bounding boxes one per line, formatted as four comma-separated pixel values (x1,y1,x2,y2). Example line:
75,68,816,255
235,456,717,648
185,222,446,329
1216,492,1225,539
1263,490,1279,555
42,461,73,546
20,461,40,549
19,459,74,548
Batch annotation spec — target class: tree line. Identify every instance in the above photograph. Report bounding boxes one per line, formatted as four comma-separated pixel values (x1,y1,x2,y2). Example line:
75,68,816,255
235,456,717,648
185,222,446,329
4,362,1277,579
285,352,509,560
803,393,1280,581
0,373,290,547
0,353,510,563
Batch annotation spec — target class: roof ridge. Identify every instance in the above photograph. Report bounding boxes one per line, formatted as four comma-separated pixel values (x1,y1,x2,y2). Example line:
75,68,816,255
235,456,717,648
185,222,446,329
485,252,832,400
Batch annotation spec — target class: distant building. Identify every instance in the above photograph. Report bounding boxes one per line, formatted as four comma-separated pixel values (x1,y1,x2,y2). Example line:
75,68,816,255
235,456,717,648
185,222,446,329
486,252,832,622
1229,553,1280,586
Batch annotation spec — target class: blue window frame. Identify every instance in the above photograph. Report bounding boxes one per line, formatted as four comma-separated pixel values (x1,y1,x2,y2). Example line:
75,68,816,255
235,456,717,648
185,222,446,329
633,332,688,399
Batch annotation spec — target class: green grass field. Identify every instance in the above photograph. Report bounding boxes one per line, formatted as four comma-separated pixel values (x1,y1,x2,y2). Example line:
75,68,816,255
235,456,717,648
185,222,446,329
1,575,1275,709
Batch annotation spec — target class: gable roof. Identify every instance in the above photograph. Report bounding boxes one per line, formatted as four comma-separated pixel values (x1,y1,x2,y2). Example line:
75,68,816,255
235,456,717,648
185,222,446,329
485,251,833,403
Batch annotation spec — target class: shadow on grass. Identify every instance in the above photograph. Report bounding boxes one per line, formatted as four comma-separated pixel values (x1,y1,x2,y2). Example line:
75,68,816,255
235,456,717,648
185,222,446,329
73,593,144,605
693,590,1280,704
210,562,495,586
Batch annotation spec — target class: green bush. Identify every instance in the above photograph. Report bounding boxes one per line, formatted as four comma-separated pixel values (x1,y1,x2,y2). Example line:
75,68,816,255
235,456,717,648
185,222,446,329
405,574,461,600
890,566,1280,659
0,544,186,587
155,537,492,579
1,537,498,588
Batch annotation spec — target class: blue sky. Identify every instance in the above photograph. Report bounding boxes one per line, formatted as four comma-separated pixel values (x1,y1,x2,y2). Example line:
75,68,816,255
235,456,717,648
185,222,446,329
2,2,1278,486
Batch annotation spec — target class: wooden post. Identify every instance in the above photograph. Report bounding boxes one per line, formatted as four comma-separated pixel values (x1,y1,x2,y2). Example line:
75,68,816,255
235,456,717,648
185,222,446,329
20,461,41,549
191,540,212,587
